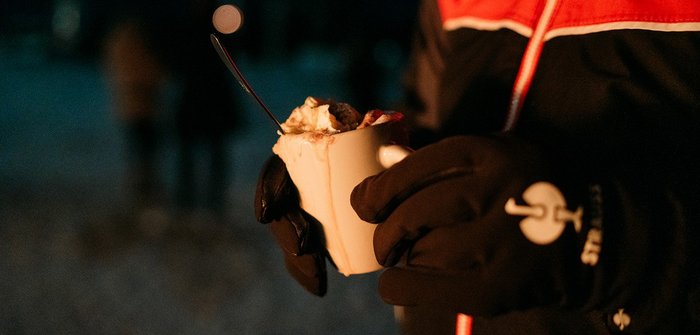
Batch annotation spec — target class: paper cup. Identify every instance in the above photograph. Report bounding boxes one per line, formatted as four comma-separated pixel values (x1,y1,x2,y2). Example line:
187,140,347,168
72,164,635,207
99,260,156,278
273,121,410,275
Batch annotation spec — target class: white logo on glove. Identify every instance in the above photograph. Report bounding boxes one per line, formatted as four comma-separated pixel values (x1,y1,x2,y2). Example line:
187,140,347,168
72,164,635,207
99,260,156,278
505,182,583,245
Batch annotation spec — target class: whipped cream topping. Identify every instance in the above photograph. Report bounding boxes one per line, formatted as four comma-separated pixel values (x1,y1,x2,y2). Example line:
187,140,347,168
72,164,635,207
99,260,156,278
280,97,403,136
280,97,344,134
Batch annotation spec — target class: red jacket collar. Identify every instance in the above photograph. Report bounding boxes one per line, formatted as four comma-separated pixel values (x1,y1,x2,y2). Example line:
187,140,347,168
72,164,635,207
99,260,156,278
438,0,700,38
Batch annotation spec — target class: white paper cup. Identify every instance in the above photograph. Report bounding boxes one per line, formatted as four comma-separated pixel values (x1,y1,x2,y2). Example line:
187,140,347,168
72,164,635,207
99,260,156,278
273,121,411,276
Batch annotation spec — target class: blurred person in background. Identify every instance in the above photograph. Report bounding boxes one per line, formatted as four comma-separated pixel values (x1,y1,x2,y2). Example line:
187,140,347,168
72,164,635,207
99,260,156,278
103,2,168,218
256,0,700,334
104,0,241,222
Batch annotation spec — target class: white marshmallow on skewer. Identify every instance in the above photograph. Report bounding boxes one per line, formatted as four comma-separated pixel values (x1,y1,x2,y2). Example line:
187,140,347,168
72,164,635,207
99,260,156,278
212,4,243,34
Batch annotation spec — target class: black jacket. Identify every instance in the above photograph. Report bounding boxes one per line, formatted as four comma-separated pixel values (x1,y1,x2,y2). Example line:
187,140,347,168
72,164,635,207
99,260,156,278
397,0,700,333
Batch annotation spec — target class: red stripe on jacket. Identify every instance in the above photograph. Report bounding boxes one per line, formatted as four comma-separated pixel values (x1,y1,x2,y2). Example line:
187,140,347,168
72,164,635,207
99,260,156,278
438,0,700,36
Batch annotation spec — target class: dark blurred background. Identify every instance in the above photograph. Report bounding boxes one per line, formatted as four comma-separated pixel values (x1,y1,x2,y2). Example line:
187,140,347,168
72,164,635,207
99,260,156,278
0,0,418,334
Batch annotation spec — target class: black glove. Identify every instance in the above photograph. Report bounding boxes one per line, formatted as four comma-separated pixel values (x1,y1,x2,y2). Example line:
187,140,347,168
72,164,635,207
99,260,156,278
351,135,599,316
254,155,328,296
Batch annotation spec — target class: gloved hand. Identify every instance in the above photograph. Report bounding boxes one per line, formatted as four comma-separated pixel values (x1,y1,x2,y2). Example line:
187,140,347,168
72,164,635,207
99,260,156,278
254,155,328,296
351,135,598,316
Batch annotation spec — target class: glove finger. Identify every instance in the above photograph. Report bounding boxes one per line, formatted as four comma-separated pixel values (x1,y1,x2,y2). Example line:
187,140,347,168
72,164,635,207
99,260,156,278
378,267,501,316
255,155,297,223
352,136,515,223
269,210,324,256
372,175,480,266
378,230,575,317
372,159,529,266
270,217,303,256
378,266,554,317
283,252,327,296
